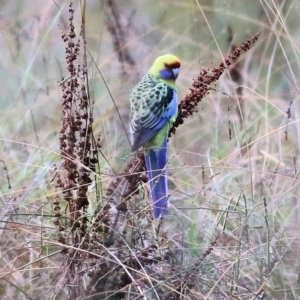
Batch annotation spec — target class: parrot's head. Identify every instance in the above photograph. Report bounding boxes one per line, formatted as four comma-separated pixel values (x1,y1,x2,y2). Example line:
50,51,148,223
149,54,181,82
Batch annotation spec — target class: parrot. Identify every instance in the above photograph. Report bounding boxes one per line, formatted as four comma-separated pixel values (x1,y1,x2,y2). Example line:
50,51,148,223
129,54,180,218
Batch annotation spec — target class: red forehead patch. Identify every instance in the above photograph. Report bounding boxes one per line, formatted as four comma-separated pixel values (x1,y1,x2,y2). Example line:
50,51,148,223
168,61,181,69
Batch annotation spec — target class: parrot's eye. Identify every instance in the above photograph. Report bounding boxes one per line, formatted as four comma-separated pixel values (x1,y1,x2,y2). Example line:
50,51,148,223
164,63,169,68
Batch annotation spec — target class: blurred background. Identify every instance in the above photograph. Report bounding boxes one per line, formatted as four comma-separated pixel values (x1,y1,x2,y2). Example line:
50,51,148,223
1,0,300,298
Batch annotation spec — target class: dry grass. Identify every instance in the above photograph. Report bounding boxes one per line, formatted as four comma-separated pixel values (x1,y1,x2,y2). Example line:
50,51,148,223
1,0,300,299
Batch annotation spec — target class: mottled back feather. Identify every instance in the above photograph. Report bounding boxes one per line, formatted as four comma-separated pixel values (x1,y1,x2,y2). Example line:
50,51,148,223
130,73,177,151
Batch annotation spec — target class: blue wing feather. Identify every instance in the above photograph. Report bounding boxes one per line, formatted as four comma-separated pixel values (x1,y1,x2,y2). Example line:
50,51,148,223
131,87,177,151
144,137,169,218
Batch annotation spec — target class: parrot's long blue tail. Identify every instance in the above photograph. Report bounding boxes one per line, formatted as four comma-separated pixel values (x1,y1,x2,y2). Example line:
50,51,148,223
144,138,169,219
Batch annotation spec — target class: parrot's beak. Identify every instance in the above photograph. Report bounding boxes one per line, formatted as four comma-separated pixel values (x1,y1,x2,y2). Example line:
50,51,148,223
172,68,179,79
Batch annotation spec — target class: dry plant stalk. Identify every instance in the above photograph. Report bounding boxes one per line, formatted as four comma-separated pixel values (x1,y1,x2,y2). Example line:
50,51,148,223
53,1,261,299
53,2,101,298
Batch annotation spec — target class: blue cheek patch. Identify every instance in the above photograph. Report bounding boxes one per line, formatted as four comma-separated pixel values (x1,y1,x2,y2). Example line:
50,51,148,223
159,69,173,80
